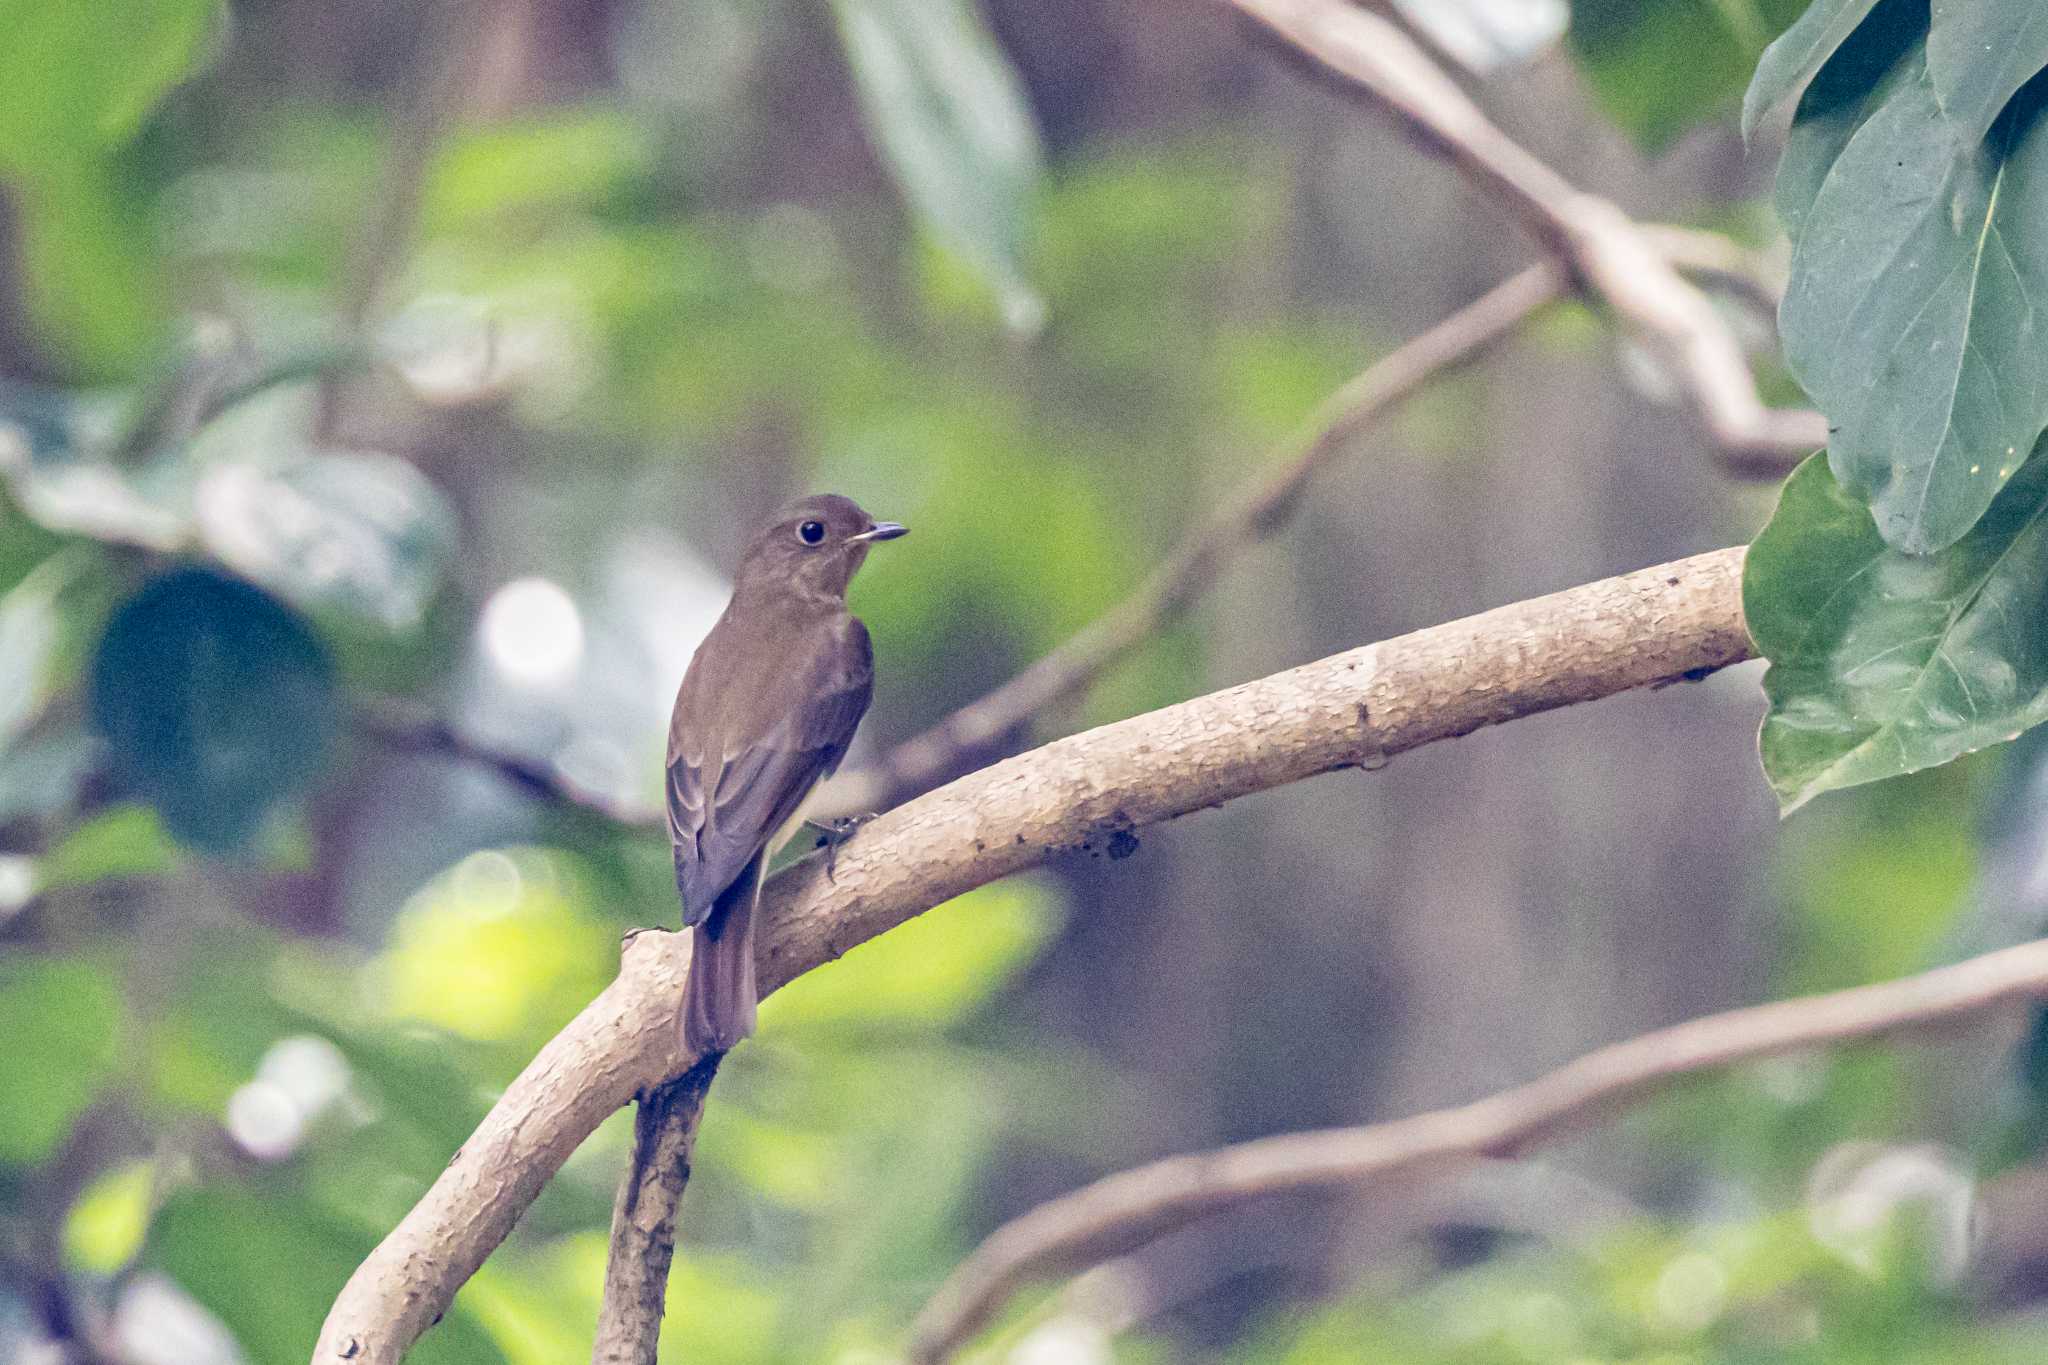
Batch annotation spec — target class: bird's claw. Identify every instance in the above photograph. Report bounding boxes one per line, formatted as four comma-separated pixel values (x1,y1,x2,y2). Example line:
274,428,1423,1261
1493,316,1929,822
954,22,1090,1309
805,813,875,882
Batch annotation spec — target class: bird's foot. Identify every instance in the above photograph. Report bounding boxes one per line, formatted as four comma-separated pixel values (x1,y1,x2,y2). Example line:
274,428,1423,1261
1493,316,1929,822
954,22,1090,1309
805,813,875,882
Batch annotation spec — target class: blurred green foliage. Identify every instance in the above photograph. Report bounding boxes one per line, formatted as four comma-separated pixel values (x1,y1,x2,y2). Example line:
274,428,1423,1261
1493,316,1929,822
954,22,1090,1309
0,0,2043,1363
1568,0,1813,148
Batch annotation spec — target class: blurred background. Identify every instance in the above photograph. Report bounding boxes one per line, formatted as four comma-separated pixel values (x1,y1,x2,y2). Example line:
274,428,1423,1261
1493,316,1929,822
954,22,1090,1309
5,0,2048,1361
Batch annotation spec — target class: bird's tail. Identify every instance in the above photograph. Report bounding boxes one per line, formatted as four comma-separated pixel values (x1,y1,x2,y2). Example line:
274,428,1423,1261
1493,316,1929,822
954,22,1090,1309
682,859,760,1055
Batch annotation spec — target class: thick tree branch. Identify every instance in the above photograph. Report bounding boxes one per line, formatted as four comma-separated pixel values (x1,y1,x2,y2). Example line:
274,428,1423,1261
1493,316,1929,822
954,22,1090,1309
824,259,1570,816
590,1055,722,1365
1231,0,1825,478
310,545,1751,1364
906,938,2048,1362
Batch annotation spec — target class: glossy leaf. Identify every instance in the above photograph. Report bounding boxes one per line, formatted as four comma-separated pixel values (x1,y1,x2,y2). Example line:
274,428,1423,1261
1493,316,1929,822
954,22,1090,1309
0,549,117,827
1780,52,2048,554
89,567,337,850
1927,0,2048,144
196,452,457,632
830,0,1045,330
1742,0,1887,137
1772,0,1927,242
1747,449,2048,810
0,384,192,548
0,554,71,744
0,956,120,1164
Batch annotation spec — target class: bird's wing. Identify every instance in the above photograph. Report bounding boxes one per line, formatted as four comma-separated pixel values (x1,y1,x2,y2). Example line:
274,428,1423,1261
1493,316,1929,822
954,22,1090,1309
668,620,873,925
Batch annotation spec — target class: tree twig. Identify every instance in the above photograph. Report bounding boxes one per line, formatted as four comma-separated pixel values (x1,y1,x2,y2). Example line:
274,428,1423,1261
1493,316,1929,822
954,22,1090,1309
360,230,1786,829
309,544,1751,1364
1230,0,1825,478
906,935,2048,1361
590,1054,723,1365
315,0,488,441
351,696,662,828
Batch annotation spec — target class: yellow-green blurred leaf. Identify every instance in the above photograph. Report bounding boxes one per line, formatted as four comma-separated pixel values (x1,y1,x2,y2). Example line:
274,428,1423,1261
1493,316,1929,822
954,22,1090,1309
369,849,612,1043
762,878,1059,1031
64,1159,153,1272
39,803,183,892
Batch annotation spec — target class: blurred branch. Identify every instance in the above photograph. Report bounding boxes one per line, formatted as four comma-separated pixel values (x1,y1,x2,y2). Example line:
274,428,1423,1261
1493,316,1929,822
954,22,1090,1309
364,236,1777,832
826,218,1789,818
1231,0,1825,479
1644,225,1789,320
316,0,489,441
907,937,2048,1361
591,1055,722,1365
310,545,1751,1364
352,696,661,827
823,259,1569,817
11,1103,147,1365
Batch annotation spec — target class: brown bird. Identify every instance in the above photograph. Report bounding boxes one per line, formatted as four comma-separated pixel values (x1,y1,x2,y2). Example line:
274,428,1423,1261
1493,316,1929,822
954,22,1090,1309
668,493,906,1054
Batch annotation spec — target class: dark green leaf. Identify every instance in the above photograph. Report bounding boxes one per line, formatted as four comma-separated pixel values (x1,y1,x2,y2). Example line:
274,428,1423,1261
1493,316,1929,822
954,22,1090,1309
89,567,337,851
1773,0,1927,241
0,956,120,1164
1747,448,2048,810
1781,52,2048,554
195,453,457,632
1743,0,1888,138
1927,0,2048,144
149,1184,504,1365
829,0,1045,330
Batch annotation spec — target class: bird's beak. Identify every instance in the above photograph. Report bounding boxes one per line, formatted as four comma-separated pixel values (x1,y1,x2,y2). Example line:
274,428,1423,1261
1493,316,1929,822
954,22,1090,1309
853,521,908,543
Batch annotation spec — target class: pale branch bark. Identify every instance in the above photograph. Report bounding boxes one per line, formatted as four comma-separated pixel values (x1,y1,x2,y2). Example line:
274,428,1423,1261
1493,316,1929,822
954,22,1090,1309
310,546,1752,1365
1230,0,1826,478
1642,226,1789,321
907,937,2048,1362
821,259,1570,818
590,1055,722,1365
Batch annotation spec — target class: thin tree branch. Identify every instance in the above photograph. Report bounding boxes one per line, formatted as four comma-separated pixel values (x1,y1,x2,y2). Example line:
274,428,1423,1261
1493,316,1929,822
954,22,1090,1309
352,696,661,828
310,544,1751,1364
316,0,490,442
907,936,2048,1361
1230,0,1825,478
822,259,1572,816
361,231,1784,830
590,1055,723,1365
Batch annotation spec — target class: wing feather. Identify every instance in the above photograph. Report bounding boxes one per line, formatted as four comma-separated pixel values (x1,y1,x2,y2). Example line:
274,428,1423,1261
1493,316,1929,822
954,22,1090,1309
668,617,872,925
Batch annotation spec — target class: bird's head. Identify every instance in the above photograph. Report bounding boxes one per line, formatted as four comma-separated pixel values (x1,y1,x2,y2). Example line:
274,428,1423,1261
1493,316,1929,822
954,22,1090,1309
734,493,907,601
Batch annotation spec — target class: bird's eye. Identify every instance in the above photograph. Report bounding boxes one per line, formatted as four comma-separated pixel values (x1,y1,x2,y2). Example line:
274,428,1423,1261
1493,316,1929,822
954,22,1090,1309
797,520,826,545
